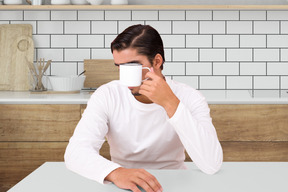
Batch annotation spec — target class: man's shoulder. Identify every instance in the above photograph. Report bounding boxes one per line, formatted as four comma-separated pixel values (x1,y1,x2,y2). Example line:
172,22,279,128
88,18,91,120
97,80,121,90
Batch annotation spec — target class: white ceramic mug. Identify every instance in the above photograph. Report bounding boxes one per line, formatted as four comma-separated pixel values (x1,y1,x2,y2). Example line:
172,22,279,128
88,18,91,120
120,63,151,87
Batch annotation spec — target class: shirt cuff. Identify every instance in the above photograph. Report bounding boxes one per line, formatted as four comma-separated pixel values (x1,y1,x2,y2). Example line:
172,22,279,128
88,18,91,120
100,163,122,184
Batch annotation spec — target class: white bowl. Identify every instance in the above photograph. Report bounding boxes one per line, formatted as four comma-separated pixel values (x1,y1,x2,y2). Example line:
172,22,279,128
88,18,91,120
87,0,103,5
4,0,22,4
48,75,86,92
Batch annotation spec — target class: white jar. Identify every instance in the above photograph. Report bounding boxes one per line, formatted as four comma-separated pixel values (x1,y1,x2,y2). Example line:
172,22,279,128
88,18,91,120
71,0,88,4
111,0,128,5
51,0,70,5
4,0,22,4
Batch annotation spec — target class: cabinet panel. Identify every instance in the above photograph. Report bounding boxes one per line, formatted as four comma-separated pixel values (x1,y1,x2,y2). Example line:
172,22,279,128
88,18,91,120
210,104,288,141
221,141,288,161
0,104,80,141
0,142,67,192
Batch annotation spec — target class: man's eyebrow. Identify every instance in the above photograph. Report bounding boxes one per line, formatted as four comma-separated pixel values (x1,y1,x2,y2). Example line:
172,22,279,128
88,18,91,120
114,60,142,66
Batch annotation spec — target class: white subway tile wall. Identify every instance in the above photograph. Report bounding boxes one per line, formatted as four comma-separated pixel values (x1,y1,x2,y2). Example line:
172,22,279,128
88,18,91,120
51,11,77,20
2,10,288,94
227,76,253,89
78,11,104,20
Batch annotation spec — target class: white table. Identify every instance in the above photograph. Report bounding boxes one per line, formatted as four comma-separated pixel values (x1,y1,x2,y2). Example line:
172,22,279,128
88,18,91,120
8,162,288,192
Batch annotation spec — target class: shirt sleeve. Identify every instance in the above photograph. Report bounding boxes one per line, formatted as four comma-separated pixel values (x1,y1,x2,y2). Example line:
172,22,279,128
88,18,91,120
64,86,121,184
168,92,223,175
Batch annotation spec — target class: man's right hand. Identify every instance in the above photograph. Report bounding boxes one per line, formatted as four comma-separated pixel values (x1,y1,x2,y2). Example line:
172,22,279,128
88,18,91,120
105,167,163,192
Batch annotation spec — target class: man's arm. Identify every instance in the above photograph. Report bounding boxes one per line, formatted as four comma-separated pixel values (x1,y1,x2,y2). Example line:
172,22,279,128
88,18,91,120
65,86,163,192
139,72,223,174
64,87,121,184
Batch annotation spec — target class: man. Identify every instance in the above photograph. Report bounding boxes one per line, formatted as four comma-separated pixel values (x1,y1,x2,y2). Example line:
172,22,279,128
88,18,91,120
64,24,223,192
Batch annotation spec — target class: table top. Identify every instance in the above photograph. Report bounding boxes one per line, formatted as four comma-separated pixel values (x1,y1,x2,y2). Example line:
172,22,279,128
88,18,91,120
8,162,288,192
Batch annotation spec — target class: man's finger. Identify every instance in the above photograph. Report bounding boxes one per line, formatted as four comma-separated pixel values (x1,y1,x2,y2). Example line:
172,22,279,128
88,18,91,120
133,178,153,192
141,79,154,86
138,170,163,192
129,184,142,192
144,71,159,80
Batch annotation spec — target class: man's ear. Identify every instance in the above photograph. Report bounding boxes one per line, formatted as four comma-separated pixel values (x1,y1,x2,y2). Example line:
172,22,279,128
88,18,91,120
153,53,163,70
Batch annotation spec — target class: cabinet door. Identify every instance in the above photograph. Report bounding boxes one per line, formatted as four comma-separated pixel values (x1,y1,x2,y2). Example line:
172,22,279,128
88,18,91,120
0,104,80,141
210,104,288,161
0,104,81,192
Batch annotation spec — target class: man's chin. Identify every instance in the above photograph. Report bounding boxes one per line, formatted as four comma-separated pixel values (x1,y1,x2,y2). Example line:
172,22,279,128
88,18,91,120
128,86,141,96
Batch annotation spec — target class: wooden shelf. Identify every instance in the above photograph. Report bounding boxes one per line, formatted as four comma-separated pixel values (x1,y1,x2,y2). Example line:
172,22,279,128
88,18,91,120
1,5,288,10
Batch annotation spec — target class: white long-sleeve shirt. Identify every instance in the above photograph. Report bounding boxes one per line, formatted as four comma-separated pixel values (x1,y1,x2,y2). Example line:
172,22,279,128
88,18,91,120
64,79,223,184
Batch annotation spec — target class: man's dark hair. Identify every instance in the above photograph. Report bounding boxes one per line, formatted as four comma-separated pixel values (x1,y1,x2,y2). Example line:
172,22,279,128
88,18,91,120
111,24,165,70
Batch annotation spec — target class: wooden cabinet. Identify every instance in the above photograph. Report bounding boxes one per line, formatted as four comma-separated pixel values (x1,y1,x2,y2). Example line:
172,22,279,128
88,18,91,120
1,104,288,191
0,104,81,192
210,105,288,162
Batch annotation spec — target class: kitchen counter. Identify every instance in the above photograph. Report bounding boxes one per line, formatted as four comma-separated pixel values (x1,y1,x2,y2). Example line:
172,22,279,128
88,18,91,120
1,90,288,104
0,90,92,104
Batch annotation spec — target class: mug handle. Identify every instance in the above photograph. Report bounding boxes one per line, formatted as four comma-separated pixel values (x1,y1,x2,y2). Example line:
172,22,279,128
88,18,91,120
142,67,151,82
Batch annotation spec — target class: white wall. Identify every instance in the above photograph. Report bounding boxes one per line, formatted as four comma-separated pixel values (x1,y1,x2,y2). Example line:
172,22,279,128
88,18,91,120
1,9,288,93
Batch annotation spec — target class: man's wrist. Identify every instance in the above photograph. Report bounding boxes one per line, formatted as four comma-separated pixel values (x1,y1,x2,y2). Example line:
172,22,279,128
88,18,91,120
105,167,123,182
163,96,180,118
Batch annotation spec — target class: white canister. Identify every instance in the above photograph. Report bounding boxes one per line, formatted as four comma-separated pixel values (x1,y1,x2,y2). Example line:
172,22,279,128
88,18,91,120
111,0,128,5
71,0,89,4
51,0,70,5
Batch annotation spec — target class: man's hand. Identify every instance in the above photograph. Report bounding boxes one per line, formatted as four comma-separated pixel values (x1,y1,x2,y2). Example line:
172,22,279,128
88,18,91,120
139,71,180,118
105,167,163,192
